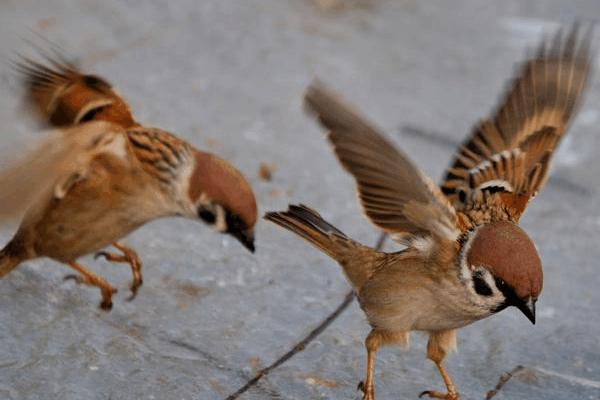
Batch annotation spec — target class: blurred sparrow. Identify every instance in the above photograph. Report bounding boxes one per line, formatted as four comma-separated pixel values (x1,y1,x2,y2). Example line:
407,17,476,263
0,52,257,310
266,26,591,399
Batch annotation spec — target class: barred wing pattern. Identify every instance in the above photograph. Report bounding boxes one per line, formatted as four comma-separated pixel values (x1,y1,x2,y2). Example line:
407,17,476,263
441,25,592,218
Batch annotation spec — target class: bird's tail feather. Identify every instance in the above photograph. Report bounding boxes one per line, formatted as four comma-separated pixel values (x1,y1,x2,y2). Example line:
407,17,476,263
265,204,377,289
265,204,351,258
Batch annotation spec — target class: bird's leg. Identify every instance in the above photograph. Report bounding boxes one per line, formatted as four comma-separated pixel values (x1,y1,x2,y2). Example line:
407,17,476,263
357,330,409,400
95,241,142,300
357,330,381,400
419,361,459,400
420,330,459,400
64,261,117,310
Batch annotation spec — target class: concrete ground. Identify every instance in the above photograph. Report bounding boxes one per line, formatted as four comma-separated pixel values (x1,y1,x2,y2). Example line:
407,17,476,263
1,1,599,399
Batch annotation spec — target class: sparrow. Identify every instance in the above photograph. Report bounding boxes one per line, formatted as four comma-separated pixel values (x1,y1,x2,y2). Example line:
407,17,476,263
265,25,591,400
0,52,257,310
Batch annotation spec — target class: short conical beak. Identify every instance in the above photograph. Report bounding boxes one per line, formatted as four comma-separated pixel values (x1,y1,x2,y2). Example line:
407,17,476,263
230,228,255,253
516,297,536,324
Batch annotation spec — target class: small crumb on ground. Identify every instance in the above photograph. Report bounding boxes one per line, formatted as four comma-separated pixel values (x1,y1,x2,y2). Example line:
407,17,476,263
303,373,339,388
259,162,277,181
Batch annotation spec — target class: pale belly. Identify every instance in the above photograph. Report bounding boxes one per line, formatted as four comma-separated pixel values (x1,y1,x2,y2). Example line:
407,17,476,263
359,272,492,333
24,167,169,261
33,201,147,261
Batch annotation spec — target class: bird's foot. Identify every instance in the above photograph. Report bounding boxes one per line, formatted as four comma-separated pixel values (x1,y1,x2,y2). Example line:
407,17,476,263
95,242,143,300
419,390,460,400
64,273,117,311
357,380,375,400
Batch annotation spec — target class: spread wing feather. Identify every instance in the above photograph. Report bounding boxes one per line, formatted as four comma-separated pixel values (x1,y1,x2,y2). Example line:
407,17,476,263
12,53,134,127
0,121,128,222
442,24,592,218
305,82,461,248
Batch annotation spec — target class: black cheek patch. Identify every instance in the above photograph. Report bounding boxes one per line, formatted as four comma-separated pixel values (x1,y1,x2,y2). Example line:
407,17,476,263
198,209,216,224
472,271,493,296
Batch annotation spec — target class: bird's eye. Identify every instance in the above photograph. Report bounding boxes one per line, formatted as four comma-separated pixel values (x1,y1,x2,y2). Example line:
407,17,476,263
198,209,216,224
495,278,506,289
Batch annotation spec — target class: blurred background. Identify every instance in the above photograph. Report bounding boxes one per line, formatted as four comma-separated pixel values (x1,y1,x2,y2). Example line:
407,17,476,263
0,1,599,399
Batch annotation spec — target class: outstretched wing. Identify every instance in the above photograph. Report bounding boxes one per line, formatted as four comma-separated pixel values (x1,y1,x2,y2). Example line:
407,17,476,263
441,25,592,219
0,121,129,222
305,82,462,250
13,53,135,127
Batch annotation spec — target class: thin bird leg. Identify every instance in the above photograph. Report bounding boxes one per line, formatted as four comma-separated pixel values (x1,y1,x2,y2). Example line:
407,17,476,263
419,362,459,400
95,241,142,300
358,331,381,400
64,261,117,310
420,330,459,400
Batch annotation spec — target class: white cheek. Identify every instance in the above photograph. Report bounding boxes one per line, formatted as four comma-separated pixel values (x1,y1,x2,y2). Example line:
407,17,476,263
176,162,197,216
457,229,478,284
214,205,227,232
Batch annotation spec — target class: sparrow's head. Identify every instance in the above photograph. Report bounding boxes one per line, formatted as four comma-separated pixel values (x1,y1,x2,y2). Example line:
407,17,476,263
188,150,257,253
460,221,543,324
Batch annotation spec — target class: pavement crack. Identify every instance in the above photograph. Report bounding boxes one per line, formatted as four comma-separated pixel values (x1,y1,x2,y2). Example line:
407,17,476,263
223,233,387,400
224,290,355,400
528,366,600,389
485,365,525,399
159,337,235,371
160,336,286,398
485,364,600,399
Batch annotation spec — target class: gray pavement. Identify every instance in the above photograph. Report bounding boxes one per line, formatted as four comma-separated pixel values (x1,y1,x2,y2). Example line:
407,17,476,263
1,1,600,399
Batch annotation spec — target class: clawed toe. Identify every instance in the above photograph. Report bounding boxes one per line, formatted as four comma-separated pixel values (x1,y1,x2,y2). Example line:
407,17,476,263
419,390,459,400
99,286,117,311
96,243,143,301
64,265,117,311
94,251,110,260
64,274,82,283
357,380,374,400
99,298,113,311
126,278,143,301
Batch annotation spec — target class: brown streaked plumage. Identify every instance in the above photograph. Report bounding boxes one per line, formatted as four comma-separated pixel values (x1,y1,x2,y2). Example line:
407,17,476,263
14,56,136,127
266,25,591,400
441,25,592,217
0,51,257,309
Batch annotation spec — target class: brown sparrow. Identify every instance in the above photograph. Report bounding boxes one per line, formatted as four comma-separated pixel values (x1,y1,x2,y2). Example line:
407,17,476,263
265,26,591,399
0,53,257,310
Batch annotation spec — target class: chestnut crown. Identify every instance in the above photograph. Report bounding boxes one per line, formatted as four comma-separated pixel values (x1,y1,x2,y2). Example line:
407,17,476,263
467,221,543,300
465,221,543,324
189,150,257,252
